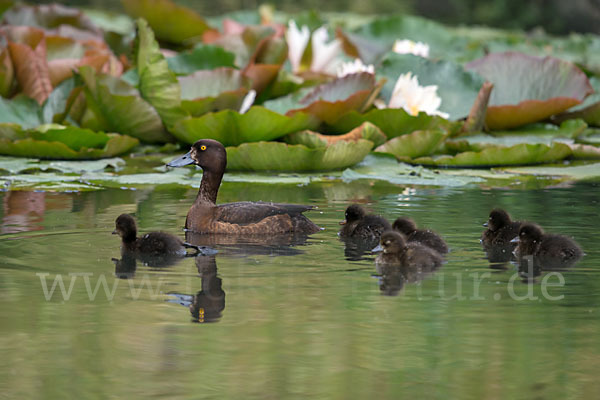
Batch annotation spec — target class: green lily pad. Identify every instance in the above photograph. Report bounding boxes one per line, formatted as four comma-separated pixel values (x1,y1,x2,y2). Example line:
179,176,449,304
375,129,447,159
0,95,43,129
412,142,572,167
285,121,387,148
134,18,188,130
328,108,457,138
171,106,318,146
568,144,600,160
178,68,250,100
122,0,215,44
341,154,484,187
0,156,124,174
79,66,172,143
502,162,600,180
378,53,486,120
226,139,374,171
466,52,594,130
166,45,236,75
0,125,139,159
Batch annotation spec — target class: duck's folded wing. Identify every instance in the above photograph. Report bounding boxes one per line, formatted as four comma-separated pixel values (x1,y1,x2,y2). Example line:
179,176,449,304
215,201,314,225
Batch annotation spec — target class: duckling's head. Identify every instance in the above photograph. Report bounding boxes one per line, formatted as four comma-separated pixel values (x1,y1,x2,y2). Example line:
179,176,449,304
379,231,407,254
485,208,512,231
167,139,227,173
514,222,544,244
392,217,417,234
340,204,365,225
113,214,137,242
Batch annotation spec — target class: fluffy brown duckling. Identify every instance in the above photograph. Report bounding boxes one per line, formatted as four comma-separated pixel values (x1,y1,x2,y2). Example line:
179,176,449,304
373,231,443,269
481,208,522,247
511,222,583,268
392,217,448,254
339,204,391,240
167,139,321,235
113,214,216,257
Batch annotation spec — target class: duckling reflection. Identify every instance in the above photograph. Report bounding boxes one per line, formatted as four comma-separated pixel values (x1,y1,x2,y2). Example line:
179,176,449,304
375,262,441,297
167,254,225,323
112,252,137,279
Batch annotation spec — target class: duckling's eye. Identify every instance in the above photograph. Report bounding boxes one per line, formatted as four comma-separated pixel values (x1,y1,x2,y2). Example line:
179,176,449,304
385,240,391,245
200,145,207,151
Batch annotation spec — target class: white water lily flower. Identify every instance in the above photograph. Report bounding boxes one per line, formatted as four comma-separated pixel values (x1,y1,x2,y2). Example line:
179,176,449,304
286,20,310,73
285,21,342,75
386,72,449,118
337,59,375,77
239,90,256,114
393,39,430,58
310,26,342,75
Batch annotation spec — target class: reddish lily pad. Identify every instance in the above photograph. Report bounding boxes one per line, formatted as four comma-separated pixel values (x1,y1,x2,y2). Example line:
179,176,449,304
466,52,593,130
285,121,387,148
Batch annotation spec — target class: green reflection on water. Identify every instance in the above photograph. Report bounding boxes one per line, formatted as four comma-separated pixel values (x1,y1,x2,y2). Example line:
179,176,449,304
1,180,599,399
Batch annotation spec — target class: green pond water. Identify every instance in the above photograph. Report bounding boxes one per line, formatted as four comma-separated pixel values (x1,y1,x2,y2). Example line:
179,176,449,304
1,179,600,399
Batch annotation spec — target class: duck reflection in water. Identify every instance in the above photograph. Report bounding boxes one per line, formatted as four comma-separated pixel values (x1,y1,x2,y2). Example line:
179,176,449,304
375,263,441,296
167,254,225,323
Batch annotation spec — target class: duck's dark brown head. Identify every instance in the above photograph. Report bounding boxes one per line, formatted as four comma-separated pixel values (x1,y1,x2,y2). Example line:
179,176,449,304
379,231,407,254
113,214,137,242
485,208,512,231
393,217,417,234
514,222,544,245
167,139,227,173
340,204,365,225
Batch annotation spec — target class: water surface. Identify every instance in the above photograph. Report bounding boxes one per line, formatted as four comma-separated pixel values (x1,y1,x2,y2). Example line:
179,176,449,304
1,180,599,399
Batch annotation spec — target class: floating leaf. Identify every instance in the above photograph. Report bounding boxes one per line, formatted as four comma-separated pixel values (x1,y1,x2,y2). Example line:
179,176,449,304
285,121,386,148
170,106,319,146
378,53,485,120
329,108,457,138
0,125,139,159
226,139,373,171
0,47,14,97
134,18,187,130
166,45,236,75
568,144,600,160
122,0,215,44
2,4,101,35
412,142,572,167
502,162,600,181
466,52,593,129
375,130,447,159
79,66,172,143
179,68,249,100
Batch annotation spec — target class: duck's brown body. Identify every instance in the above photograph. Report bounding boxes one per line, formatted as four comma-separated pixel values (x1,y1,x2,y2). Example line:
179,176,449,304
169,139,320,235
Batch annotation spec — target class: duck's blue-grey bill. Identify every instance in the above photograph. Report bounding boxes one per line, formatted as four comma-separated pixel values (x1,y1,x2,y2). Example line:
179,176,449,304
167,151,194,167
372,244,384,253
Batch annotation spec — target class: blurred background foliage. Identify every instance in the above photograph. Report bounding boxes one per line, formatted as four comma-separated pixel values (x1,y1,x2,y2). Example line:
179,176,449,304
35,0,600,35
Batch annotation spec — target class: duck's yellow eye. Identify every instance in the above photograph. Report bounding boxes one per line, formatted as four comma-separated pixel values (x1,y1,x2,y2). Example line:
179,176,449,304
200,145,207,151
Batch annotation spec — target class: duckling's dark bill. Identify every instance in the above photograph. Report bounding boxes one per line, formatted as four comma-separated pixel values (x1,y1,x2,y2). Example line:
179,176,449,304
167,151,195,167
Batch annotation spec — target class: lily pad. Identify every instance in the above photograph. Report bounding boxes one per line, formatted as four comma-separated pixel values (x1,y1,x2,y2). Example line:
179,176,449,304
166,45,236,75
0,156,124,174
226,139,373,171
502,162,600,180
170,106,319,146
0,125,139,159
328,108,457,138
0,95,43,128
285,121,387,148
2,3,101,35
466,52,594,130
411,142,572,167
375,129,447,159
122,0,215,44
78,66,172,143
378,53,485,120
134,18,187,130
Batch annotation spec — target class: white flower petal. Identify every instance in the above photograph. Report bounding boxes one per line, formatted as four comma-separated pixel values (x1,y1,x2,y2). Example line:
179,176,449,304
337,59,375,77
393,39,430,58
286,20,310,73
310,26,342,74
387,72,448,118
239,90,256,114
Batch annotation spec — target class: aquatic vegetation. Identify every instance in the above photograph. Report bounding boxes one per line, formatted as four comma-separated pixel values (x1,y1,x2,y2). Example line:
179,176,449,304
0,0,598,177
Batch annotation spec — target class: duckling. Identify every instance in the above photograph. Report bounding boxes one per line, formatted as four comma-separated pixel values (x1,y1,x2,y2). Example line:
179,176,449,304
167,139,321,235
392,217,448,254
113,214,215,257
511,222,583,268
373,231,443,269
481,208,521,247
339,204,391,240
